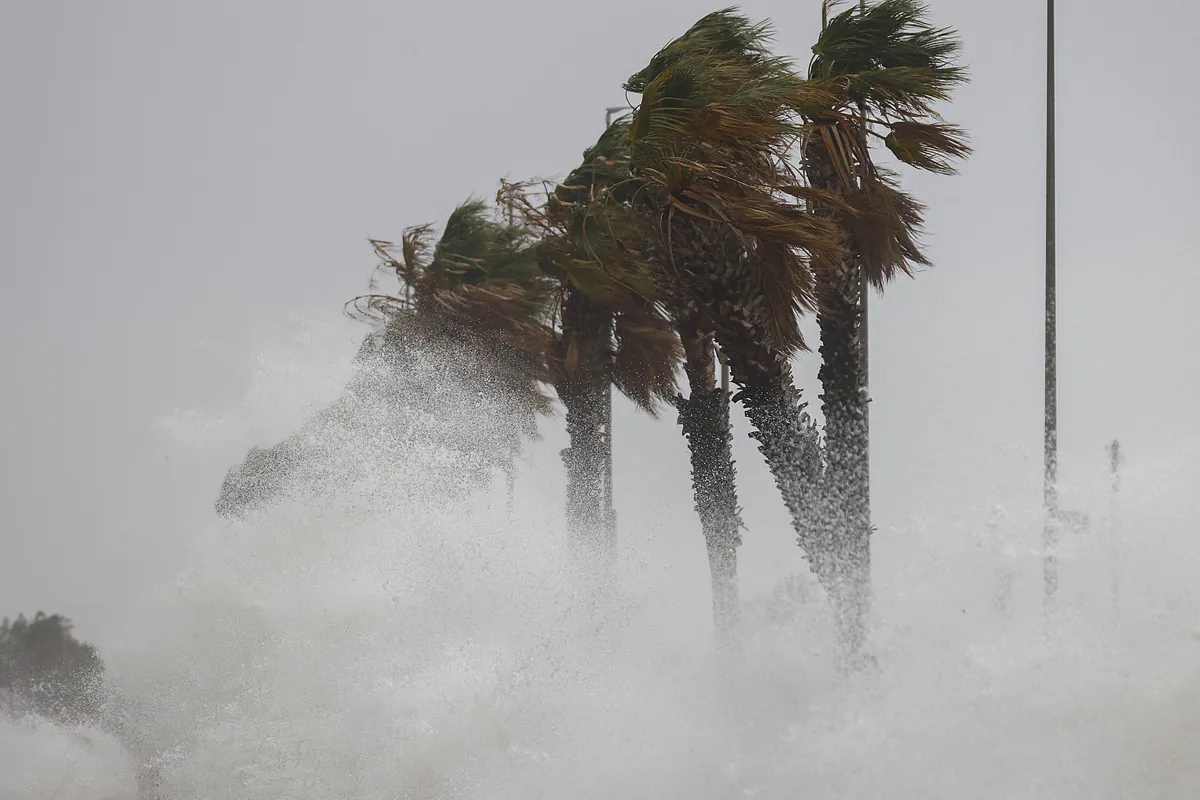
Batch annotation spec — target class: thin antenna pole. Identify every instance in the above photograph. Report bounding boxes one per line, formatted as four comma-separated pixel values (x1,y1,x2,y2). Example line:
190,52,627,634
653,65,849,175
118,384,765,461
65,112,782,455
1107,439,1122,611
1043,0,1059,605
1108,440,1121,496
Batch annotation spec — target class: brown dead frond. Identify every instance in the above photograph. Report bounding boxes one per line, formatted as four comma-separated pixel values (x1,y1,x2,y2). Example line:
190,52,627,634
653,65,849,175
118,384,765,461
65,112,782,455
844,169,930,287
884,120,971,175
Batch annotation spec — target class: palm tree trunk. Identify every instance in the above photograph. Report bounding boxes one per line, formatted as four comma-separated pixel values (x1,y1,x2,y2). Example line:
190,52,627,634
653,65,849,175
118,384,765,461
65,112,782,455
558,287,615,576
805,132,873,656
561,387,608,554
659,216,831,595
817,266,871,655
674,322,743,653
730,360,830,584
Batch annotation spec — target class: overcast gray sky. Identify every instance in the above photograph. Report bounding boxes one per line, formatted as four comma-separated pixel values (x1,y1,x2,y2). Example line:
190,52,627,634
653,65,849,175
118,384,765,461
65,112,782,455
2,0,1197,645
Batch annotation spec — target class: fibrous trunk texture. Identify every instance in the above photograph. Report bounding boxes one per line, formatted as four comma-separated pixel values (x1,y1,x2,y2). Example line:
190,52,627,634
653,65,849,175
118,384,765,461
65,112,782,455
658,216,827,587
675,322,743,654
733,365,828,581
817,268,870,654
557,287,615,576
806,132,872,656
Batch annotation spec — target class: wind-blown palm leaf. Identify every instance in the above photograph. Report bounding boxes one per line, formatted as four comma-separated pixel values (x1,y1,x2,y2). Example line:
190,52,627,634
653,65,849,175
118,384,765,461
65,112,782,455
498,136,683,417
883,120,970,174
348,198,558,419
626,9,775,93
623,13,847,355
803,0,971,284
811,0,967,116
843,167,930,284
611,311,681,412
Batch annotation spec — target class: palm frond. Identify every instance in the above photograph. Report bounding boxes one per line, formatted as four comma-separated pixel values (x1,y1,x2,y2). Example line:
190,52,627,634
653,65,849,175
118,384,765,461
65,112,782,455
424,199,499,286
811,0,967,117
625,9,777,93
612,311,683,414
883,120,970,174
620,9,861,363
798,0,969,294
842,168,930,286
348,196,558,421
502,131,683,413
345,291,406,326
399,225,434,282
751,238,813,352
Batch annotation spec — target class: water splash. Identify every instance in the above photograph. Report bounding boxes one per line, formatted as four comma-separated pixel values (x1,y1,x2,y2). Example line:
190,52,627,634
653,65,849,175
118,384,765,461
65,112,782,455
0,715,135,799
9,324,1200,799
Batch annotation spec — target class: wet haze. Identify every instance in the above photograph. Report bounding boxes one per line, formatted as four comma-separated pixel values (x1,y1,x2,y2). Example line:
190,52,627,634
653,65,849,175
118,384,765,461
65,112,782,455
1,0,1198,644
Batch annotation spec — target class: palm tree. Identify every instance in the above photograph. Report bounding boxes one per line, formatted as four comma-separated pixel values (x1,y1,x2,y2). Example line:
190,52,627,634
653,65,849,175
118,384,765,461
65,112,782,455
621,11,848,600
352,200,556,444
673,315,743,648
800,0,970,647
216,200,555,518
516,119,748,646
499,131,681,578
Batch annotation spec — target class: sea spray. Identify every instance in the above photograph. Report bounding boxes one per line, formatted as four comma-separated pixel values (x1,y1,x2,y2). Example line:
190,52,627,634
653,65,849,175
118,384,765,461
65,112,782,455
7,323,1199,799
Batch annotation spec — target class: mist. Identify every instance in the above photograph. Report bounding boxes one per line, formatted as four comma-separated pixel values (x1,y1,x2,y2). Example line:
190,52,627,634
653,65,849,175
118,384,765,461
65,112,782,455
2,328,1198,797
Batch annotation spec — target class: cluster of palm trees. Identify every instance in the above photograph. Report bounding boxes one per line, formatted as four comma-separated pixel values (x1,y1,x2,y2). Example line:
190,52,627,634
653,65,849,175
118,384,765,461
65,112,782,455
342,0,969,657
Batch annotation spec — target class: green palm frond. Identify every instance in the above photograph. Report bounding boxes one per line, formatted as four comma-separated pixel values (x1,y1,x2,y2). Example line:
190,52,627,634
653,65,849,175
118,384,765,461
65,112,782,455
501,126,664,314
436,199,494,264
625,8,775,94
627,17,822,222
628,48,806,180
347,197,559,420
811,0,967,117
617,9,862,364
800,0,970,287
499,127,682,413
556,119,638,205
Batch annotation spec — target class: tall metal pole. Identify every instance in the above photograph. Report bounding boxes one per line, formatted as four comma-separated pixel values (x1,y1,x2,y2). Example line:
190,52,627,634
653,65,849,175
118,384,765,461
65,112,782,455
602,361,614,557
1043,0,1059,604
859,0,870,547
